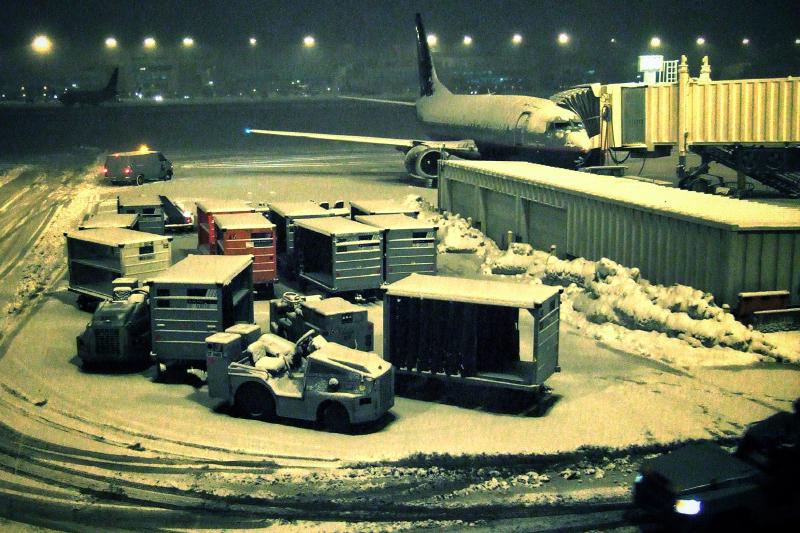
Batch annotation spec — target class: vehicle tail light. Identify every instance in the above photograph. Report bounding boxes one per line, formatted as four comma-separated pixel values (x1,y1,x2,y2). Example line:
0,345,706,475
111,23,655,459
102,166,108,176
124,166,132,174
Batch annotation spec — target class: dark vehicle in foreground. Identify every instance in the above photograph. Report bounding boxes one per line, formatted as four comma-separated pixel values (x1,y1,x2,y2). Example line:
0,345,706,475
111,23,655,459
634,401,800,530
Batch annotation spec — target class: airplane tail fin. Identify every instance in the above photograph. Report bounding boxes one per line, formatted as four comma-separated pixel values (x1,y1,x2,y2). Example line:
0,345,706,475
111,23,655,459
105,67,119,95
415,13,450,97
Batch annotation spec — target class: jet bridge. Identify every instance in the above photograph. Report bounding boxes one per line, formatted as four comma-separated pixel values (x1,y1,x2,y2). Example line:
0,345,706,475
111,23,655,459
556,56,800,196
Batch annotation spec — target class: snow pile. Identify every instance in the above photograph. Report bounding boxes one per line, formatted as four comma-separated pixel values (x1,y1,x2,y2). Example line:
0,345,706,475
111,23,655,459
403,195,489,254
402,196,799,367
0,160,103,341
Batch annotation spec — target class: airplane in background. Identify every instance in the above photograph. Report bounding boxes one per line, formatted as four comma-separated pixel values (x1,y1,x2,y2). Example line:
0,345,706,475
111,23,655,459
246,14,596,185
60,67,119,106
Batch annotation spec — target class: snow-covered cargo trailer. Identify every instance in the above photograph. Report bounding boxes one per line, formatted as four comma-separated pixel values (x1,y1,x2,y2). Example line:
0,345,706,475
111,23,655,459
79,213,138,230
117,194,166,235
148,255,254,374
214,212,277,296
355,214,437,283
295,217,383,294
196,199,255,255
383,274,562,393
350,200,419,218
267,201,342,275
65,228,172,309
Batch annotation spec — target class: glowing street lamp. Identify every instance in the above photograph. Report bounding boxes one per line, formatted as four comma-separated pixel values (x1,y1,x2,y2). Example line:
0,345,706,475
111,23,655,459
249,37,257,46
742,37,750,45
303,35,316,48
182,36,194,48
649,36,662,48
143,37,156,49
462,35,473,46
610,37,617,43
557,32,570,45
512,33,523,45
427,34,438,47
32,34,53,54
795,38,799,45
105,37,118,49
696,36,706,46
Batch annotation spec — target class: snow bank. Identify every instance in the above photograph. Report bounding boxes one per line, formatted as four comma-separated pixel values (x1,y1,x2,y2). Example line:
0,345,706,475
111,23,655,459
402,196,799,368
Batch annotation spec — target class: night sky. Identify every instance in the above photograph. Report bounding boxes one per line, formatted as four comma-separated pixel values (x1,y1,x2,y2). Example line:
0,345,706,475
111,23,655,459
4,0,796,53
2,0,798,93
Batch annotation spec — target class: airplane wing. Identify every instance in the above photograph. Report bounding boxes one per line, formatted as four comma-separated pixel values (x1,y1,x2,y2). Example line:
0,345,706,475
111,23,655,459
245,128,416,148
245,128,481,157
338,95,416,107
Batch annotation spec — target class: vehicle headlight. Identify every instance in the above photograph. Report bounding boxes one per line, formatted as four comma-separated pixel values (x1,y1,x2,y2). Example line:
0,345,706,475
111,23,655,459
674,499,702,516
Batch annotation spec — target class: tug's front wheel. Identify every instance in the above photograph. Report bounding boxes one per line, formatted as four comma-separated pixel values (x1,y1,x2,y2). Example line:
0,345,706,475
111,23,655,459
236,383,275,421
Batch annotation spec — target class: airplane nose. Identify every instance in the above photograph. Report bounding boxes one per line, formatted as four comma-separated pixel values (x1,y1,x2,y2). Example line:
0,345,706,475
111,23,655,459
566,130,592,153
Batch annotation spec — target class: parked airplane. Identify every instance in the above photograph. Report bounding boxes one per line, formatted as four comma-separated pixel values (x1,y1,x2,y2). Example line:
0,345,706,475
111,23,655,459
246,14,593,184
60,67,119,106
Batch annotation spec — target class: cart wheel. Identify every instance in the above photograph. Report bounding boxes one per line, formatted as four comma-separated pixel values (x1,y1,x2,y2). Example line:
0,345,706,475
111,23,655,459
165,171,173,181
235,383,275,421
321,402,351,433
135,175,144,186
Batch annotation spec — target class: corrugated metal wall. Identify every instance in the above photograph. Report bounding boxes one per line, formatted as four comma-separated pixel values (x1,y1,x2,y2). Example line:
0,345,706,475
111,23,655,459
439,164,800,306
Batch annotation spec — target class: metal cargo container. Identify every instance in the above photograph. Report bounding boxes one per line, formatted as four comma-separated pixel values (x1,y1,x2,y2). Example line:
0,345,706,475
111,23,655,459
384,274,562,392
350,200,419,218
196,200,255,255
355,214,437,283
295,217,383,294
79,213,138,230
268,201,340,256
117,194,165,235
214,212,277,294
268,201,342,277
149,255,254,369
439,160,800,307
65,228,172,305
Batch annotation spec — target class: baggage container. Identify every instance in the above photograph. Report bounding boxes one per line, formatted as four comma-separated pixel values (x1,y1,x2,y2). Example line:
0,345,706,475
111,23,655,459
355,214,437,283
384,274,562,392
350,199,419,218
295,217,383,294
65,228,172,308
214,212,277,295
149,255,254,371
268,201,342,276
79,213,138,230
117,194,166,235
196,200,255,255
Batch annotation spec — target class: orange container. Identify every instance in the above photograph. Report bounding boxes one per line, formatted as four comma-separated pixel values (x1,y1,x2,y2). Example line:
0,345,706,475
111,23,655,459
196,200,254,255
214,213,277,292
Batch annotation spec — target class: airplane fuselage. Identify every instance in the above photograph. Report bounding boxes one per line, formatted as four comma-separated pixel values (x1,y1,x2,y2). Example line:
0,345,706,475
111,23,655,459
416,92,591,167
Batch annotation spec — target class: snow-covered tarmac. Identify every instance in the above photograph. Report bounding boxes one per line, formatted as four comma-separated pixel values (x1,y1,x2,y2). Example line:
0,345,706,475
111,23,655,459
0,147,797,466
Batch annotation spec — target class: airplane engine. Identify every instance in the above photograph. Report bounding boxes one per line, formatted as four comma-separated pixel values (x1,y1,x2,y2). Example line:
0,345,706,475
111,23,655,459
404,145,445,179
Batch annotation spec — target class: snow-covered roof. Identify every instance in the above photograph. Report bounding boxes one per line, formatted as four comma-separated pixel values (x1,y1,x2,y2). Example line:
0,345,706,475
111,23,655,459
196,199,255,214
117,194,162,208
386,273,561,307
350,199,419,215
214,213,274,231
355,214,436,230
296,217,380,236
269,201,331,217
108,150,160,157
79,213,138,229
150,254,252,285
442,160,800,231
303,297,365,316
66,227,170,246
